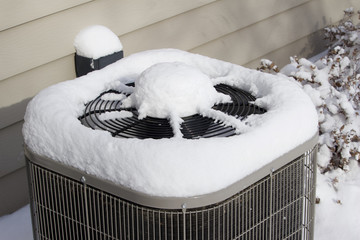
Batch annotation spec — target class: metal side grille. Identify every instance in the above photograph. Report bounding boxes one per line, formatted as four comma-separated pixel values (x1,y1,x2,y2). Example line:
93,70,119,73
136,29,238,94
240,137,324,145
27,146,316,240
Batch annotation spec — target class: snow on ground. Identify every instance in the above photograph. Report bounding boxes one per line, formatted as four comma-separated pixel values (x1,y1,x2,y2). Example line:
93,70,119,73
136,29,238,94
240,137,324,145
0,205,32,240
315,161,360,240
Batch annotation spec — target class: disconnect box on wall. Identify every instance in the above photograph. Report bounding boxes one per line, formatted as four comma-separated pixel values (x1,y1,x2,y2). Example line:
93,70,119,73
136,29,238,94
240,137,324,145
74,51,123,77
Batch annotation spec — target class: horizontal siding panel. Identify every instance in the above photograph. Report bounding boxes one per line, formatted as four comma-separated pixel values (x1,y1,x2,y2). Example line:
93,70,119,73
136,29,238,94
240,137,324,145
0,121,24,178
0,167,29,216
245,29,328,69
120,0,309,54
0,99,29,131
0,0,215,81
2,0,359,130
0,55,75,129
0,0,307,120
190,0,360,65
0,0,92,31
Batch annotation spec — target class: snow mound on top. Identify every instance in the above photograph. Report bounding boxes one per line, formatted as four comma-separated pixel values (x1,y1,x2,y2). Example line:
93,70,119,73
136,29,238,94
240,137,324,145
23,49,318,197
74,25,123,59
122,62,231,119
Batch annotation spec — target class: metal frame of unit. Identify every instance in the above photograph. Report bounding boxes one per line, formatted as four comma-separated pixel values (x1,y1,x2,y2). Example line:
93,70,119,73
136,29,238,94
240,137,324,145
26,134,317,240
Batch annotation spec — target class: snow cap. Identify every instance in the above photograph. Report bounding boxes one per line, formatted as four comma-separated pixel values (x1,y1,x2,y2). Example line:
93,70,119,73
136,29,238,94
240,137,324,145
74,25,123,59
121,62,231,119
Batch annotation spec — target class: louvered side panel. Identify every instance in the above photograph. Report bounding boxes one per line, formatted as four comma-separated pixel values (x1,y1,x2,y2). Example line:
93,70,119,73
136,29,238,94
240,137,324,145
26,144,316,240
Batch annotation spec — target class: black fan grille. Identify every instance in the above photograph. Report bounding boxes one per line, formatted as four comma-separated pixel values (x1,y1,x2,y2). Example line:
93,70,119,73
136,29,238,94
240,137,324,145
79,84,265,139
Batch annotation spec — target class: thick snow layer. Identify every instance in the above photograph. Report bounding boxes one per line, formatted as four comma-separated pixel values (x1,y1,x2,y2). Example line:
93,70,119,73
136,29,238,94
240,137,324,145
74,25,123,59
122,62,231,119
98,111,133,121
121,62,232,137
23,49,318,197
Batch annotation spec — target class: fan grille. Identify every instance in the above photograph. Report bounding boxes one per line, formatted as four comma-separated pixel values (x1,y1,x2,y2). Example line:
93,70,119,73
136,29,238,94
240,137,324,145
79,84,266,139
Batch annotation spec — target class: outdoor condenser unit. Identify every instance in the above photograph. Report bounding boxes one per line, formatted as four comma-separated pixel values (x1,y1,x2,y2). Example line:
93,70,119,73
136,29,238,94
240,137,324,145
24,49,318,240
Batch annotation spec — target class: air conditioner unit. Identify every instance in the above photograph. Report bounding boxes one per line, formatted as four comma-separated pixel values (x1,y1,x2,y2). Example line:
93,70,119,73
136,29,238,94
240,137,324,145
24,49,318,240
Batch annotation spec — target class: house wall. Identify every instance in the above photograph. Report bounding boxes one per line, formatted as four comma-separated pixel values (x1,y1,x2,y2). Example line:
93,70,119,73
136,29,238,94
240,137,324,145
1,0,359,216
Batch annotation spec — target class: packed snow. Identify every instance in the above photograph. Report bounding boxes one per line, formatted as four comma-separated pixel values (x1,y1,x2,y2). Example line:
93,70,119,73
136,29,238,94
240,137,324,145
22,49,318,197
121,62,231,119
121,62,234,137
98,111,133,121
73,25,123,59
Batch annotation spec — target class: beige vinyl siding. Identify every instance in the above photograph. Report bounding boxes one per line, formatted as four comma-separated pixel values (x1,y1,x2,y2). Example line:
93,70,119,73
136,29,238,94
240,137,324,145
1,0,360,215
0,167,29,217
191,0,360,66
0,0,93,31
0,0,308,123
120,0,309,54
245,29,326,69
0,0,215,82
0,56,77,130
0,122,24,177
